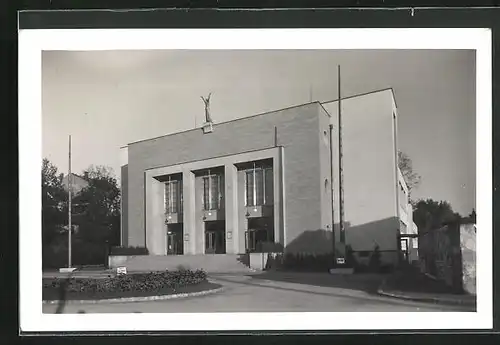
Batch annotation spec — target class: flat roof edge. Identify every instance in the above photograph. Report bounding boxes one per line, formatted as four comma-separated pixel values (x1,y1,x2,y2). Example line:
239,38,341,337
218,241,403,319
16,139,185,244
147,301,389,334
321,87,395,106
125,87,397,147
126,101,322,146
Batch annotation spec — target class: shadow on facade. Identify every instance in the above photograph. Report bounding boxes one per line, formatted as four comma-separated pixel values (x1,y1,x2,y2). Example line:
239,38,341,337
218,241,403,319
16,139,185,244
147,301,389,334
237,254,250,267
249,271,385,294
246,217,401,272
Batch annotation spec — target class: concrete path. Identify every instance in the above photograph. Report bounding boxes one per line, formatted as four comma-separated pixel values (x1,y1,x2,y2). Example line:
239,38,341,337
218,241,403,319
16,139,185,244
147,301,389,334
377,287,477,307
43,274,473,314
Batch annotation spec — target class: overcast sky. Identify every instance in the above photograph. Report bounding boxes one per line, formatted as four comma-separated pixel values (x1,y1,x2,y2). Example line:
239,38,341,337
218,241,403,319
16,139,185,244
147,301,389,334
42,49,476,215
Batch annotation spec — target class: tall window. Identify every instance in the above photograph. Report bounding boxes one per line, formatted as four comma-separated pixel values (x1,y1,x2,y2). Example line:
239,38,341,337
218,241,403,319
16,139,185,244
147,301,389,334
246,165,273,206
165,180,179,213
203,172,222,210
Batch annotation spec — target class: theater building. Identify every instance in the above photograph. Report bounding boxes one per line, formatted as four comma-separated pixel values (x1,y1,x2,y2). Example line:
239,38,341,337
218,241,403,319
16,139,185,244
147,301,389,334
120,88,417,265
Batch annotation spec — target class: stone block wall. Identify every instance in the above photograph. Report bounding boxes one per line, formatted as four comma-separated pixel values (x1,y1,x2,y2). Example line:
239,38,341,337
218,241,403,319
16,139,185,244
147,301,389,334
418,223,476,294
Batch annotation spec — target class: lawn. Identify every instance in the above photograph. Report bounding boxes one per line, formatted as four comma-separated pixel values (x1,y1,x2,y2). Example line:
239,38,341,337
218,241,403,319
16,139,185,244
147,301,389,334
385,268,466,295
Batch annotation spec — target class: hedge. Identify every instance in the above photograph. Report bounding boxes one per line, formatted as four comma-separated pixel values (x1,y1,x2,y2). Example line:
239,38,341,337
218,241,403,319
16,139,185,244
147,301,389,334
43,238,107,269
109,246,149,256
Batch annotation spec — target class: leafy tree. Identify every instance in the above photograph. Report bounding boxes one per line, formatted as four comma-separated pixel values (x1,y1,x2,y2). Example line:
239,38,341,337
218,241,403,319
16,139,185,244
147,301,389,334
41,158,66,246
76,165,121,246
41,161,122,268
398,151,421,199
412,199,461,233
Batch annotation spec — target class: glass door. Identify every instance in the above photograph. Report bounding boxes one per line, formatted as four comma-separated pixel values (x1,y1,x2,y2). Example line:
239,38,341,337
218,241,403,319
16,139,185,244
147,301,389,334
167,230,184,255
205,231,216,254
245,230,257,253
167,233,176,255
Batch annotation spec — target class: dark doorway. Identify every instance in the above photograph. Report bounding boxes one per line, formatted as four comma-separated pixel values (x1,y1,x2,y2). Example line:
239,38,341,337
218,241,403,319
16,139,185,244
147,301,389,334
246,217,274,253
400,238,409,263
204,220,226,254
166,223,184,255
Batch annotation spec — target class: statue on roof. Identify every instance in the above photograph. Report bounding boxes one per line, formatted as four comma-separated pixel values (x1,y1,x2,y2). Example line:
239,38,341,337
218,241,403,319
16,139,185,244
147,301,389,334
201,92,213,123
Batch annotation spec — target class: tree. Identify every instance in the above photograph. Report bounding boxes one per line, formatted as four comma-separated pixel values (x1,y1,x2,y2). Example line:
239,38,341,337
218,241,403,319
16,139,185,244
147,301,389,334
469,209,476,223
76,165,121,246
462,209,476,224
398,151,421,199
41,158,66,246
412,199,461,233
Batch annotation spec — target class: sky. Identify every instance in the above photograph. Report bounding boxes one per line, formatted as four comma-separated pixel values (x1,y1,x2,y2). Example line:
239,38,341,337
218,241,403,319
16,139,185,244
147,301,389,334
42,49,476,215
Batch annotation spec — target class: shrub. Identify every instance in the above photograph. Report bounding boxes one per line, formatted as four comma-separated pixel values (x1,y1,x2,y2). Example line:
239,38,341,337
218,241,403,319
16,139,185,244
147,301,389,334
109,246,149,256
43,269,207,294
282,252,334,272
42,236,107,269
345,245,358,268
258,242,284,253
369,245,382,270
176,264,190,271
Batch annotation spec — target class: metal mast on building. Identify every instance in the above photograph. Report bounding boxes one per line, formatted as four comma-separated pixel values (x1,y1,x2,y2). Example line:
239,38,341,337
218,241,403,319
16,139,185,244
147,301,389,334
207,169,211,209
253,162,256,205
68,135,72,269
338,65,346,248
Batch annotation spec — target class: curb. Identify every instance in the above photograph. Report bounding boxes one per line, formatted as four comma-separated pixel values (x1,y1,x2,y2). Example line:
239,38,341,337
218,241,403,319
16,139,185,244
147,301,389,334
42,285,224,305
376,279,476,307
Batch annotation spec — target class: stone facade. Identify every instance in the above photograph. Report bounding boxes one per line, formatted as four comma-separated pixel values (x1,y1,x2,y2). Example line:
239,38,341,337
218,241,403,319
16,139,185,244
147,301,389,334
120,89,411,265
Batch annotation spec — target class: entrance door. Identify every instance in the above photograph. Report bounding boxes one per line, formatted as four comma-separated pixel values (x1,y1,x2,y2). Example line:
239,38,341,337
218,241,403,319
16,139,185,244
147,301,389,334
245,229,268,253
167,233,177,255
205,230,226,254
205,231,216,254
246,217,274,253
204,220,226,254
400,238,409,263
166,224,184,255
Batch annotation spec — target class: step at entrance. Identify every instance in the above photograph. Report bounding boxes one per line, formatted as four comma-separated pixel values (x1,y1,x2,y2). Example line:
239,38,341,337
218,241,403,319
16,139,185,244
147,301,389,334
121,254,254,274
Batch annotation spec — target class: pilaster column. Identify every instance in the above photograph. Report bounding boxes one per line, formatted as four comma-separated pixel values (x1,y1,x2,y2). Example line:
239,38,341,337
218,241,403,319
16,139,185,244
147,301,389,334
145,177,165,255
224,164,239,254
182,169,196,254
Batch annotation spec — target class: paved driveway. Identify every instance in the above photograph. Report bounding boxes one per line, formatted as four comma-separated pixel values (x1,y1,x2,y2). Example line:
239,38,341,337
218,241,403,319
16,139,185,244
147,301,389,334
43,273,472,314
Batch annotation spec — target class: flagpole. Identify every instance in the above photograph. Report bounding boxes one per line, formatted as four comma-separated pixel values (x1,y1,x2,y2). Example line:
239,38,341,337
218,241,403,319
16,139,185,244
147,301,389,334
338,65,345,249
68,135,72,269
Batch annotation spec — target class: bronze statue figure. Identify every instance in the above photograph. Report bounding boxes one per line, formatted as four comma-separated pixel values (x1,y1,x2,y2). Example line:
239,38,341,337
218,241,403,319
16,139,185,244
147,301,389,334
201,93,212,123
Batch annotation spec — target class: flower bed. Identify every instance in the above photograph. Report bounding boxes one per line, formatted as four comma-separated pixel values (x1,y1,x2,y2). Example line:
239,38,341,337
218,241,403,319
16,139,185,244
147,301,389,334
42,269,215,301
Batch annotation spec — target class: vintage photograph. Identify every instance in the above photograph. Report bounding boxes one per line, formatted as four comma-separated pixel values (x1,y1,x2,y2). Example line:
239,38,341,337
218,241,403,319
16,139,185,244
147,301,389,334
40,48,477,315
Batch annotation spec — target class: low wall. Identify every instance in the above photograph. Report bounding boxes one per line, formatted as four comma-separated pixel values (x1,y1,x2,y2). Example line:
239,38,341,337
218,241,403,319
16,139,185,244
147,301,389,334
418,223,476,294
108,255,134,268
460,224,476,294
249,252,281,271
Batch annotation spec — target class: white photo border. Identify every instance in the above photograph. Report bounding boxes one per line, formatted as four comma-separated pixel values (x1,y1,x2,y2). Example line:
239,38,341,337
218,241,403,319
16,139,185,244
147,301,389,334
19,28,492,332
